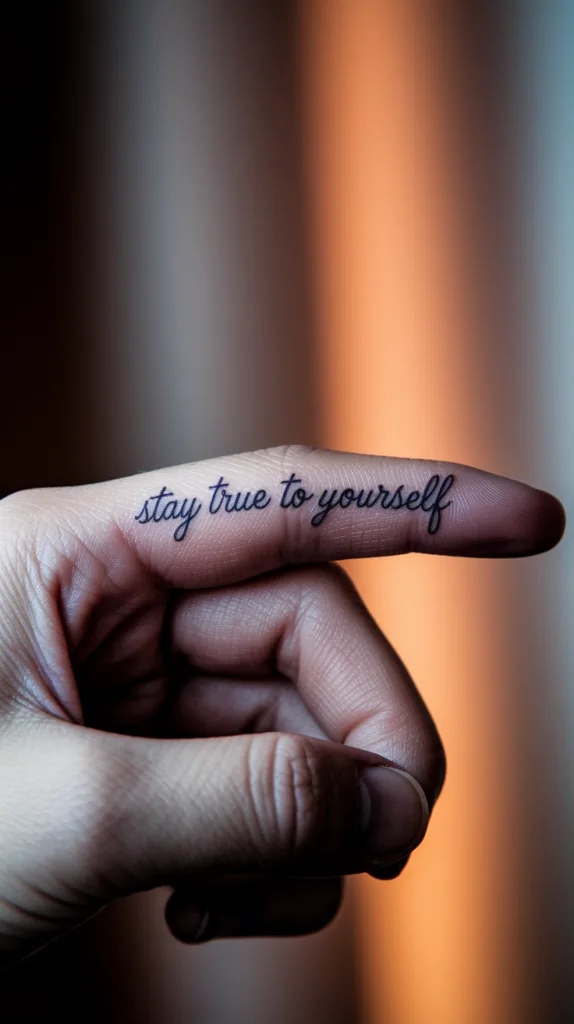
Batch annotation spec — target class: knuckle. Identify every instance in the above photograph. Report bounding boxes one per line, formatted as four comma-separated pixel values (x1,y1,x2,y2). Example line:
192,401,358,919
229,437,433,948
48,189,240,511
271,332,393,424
268,443,320,467
0,490,56,601
0,491,31,555
0,487,51,526
0,725,113,891
249,734,327,861
407,704,446,804
273,446,319,563
0,489,57,569
288,563,358,644
393,707,446,807
277,499,307,565
296,562,353,603
0,496,45,630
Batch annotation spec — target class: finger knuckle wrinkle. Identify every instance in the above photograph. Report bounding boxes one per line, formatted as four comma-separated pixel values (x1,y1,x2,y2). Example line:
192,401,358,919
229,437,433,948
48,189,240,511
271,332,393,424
302,562,353,604
271,443,319,466
253,735,325,860
268,445,324,564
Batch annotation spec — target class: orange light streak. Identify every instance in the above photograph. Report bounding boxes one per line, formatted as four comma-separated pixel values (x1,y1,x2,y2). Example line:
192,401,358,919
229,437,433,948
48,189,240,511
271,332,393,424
299,2,529,1022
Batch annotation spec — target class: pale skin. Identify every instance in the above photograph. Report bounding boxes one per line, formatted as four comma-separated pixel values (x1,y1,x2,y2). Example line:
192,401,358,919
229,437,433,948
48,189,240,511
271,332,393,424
0,446,565,965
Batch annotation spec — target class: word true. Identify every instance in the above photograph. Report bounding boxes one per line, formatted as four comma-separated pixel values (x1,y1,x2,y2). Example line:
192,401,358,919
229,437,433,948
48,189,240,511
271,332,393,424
133,473,455,542
208,476,271,515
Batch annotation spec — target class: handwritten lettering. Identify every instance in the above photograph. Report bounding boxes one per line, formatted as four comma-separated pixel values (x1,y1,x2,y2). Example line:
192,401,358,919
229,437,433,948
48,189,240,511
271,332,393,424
310,474,454,534
280,473,314,509
208,476,271,515
133,473,455,541
134,486,202,542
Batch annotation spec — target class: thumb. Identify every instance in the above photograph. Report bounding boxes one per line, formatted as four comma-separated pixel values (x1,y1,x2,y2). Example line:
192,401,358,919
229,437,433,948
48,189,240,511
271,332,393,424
93,728,428,887
0,720,427,963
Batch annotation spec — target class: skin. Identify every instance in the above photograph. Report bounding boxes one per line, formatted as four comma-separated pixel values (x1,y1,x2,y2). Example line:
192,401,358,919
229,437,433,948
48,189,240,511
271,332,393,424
0,445,565,965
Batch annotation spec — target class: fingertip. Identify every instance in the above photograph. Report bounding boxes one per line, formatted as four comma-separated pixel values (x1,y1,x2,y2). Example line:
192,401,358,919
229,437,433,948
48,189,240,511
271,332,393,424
530,489,566,554
165,896,211,944
368,855,411,880
165,878,345,943
504,486,566,557
460,477,566,558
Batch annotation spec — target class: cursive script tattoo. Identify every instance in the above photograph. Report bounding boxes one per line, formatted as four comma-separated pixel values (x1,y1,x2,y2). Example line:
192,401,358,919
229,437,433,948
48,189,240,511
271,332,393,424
208,476,272,515
134,473,455,541
309,474,454,534
134,486,202,542
280,473,314,509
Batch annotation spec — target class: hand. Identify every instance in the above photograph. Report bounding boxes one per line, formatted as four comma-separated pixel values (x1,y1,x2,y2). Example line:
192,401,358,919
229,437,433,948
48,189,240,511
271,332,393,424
0,446,564,964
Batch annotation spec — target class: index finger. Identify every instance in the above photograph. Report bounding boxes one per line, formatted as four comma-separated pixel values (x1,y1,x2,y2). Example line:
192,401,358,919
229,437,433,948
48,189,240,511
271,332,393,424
39,445,566,587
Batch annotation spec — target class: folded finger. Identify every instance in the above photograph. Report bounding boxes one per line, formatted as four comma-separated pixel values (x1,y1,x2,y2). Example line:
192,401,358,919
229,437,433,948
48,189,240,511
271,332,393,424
165,876,344,943
171,564,444,801
167,675,328,741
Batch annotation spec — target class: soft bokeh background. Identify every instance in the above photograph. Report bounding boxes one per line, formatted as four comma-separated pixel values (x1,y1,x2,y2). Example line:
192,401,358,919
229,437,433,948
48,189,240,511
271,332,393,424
1,2,573,1022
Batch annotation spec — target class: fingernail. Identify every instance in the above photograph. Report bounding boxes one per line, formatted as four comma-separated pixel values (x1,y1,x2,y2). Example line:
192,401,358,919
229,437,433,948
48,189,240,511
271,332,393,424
369,855,410,880
359,767,429,863
176,906,211,944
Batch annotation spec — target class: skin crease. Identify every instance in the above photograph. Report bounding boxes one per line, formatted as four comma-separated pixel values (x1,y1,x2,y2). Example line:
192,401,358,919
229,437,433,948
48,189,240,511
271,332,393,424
0,446,565,962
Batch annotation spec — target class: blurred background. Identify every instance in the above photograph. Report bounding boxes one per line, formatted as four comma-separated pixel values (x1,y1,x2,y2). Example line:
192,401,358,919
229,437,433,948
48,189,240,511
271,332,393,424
1,2,573,1021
